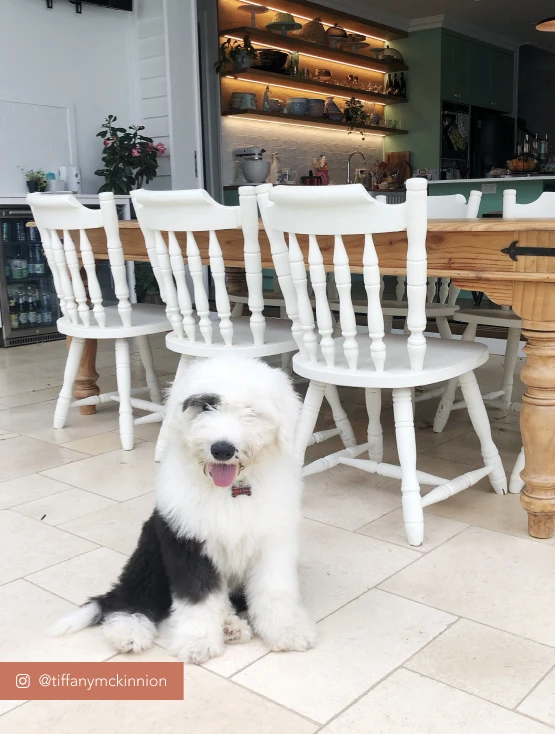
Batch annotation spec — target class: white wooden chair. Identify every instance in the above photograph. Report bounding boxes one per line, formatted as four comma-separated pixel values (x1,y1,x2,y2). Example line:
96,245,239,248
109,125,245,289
131,186,356,461
27,192,169,450
257,179,507,546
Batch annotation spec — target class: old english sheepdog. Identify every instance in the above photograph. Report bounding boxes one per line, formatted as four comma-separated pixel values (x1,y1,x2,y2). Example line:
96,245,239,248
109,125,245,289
50,354,316,663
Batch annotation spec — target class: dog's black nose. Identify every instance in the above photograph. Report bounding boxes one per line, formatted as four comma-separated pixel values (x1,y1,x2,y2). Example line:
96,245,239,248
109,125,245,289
211,441,236,461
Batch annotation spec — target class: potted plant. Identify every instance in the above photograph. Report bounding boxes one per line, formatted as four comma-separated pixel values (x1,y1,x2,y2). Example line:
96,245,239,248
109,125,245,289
215,34,258,74
95,115,166,194
22,169,47,193
344,98,369,140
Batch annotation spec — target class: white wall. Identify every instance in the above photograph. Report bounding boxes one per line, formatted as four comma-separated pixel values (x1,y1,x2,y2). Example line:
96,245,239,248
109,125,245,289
0,0,137,194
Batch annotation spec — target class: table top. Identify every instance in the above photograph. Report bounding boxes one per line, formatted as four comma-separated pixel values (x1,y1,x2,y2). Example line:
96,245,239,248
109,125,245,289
111,218,555,233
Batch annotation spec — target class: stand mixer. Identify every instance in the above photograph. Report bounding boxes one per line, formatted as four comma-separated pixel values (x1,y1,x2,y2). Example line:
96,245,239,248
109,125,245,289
233,146,270,184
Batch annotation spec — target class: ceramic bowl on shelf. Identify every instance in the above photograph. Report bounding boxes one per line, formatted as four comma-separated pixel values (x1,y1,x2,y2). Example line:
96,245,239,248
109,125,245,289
268,98,285,113
243,158,271,183
285,97,308,115
307,98,325,117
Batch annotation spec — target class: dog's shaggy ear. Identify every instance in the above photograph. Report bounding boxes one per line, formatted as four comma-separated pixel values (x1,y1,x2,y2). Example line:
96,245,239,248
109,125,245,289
264,369,302,454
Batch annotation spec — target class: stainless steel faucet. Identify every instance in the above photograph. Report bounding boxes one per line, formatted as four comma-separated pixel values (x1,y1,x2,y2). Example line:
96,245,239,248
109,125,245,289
346,151,367,184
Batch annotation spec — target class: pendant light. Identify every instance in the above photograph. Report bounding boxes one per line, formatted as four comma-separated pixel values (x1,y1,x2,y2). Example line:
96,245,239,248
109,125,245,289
536,17,555,31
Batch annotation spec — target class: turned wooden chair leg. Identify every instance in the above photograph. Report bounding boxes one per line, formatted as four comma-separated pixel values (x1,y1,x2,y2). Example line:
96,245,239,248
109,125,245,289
393,386,424,546
54,336,86,429
365,387,383,462
458,370,507,495
509,446,525,494
296,380,327,462
324,384,357,448
115,338,134,451
135,335,162,405
433,322,478,433
502,327,521,403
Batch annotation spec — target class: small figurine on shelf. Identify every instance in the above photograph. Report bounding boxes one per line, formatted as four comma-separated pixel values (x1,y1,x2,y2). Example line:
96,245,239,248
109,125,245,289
262,85,271,112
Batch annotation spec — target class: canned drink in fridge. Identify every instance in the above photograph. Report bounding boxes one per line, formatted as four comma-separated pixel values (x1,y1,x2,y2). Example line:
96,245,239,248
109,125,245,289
2,222,11,242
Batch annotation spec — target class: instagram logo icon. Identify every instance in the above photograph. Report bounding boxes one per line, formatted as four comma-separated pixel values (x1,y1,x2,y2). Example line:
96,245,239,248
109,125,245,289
15,673,30,689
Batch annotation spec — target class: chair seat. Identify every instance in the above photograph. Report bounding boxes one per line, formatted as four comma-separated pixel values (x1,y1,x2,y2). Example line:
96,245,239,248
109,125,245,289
57,304,170,339
166,315,298,358
292,333,489,388
454,308,521,329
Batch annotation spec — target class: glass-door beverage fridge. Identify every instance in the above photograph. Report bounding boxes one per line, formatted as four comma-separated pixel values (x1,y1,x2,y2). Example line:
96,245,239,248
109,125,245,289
0,209,63,346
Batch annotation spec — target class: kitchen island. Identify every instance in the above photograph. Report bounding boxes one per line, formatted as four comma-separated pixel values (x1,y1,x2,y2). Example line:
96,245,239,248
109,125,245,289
429,176,555,216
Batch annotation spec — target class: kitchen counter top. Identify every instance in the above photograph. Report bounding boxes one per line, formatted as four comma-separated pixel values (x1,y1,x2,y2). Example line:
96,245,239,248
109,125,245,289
429,175,555,185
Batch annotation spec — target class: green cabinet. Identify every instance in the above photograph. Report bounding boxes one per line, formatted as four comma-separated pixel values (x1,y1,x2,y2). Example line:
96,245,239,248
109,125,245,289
441,34,470,103
442,32,513,112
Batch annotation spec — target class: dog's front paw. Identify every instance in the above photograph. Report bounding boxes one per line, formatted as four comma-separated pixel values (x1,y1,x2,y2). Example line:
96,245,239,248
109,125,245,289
263,608,317,652
223,614,253,644
168,633,224,664
102,612,156,654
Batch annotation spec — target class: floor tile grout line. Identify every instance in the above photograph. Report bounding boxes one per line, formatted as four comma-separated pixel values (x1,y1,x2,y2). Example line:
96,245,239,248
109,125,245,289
0,701,28,719
309,616,461,732
403,668,555,731
377,583,555,653
7,485,119,518
513,658,555,712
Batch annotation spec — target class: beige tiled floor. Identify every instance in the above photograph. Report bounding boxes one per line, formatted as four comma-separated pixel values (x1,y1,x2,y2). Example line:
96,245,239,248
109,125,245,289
1,338,555,732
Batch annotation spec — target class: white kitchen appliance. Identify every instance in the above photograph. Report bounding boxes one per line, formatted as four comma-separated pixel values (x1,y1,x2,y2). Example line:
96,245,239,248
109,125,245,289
58,165,81,194
233,146,267,184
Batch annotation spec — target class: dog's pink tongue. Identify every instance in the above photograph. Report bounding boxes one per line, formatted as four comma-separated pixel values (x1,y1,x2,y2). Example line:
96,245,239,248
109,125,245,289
210,463,237,488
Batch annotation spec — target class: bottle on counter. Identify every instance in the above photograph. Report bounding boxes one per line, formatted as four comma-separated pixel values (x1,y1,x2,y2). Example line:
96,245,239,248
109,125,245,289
524,135,530,155
393,73,400,96
269,152,281,185
386,74,393,95
40,293,53,325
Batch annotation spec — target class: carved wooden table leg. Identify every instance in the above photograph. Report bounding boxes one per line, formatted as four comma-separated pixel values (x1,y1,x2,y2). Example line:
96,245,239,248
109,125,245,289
68,336,100,416
520,329,555,538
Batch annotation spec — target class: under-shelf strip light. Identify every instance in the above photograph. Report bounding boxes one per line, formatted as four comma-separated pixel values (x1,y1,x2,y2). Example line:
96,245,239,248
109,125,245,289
224,35,387,73
238,0,388,42
226,114,387,135
228,75,387,105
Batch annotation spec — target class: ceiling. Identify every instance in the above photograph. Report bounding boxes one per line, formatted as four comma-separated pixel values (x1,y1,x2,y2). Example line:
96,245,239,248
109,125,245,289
363,0,555,50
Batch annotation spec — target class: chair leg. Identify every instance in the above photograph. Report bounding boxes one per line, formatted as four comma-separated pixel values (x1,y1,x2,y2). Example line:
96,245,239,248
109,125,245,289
296,380,327,462
324,385,357,448
231,302,244,316
155,355,192,463
392,387,424,546
509,446,525,494
115,338,134,451
458,370,507,494
502,327,521,402
365,387,383,462
436,316,452,340
54,337,86,429
135,335,162,405
433,322,477,433
383,315,393,334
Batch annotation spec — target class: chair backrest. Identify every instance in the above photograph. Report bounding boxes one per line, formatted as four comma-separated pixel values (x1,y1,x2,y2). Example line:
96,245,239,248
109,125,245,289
427,191,482,219
503,189,555,219
131,187,264,347
257,178,429,373
27,192,131,328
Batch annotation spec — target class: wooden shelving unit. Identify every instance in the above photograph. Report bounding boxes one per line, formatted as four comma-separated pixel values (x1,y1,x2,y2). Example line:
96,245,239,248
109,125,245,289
218,0,407,42
222,109,408,135
221,27,408,74
224,68,408,106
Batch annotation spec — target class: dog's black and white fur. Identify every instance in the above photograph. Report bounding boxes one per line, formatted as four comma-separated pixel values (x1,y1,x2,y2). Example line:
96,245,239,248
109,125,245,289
50,354,316,663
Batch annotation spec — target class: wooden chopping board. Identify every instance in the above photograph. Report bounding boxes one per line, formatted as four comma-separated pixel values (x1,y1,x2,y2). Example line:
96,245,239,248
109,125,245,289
385,151,411,184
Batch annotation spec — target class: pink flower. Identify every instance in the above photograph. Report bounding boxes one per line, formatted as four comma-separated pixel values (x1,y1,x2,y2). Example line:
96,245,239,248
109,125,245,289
103,138,112,147
155,142,166,156
131,148,140,157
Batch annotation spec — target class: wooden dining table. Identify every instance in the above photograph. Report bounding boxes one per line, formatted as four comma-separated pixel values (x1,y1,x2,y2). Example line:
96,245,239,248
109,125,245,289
80,217,555,540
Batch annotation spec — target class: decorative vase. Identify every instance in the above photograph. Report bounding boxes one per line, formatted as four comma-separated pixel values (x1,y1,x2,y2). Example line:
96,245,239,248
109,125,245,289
232,51,253,72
